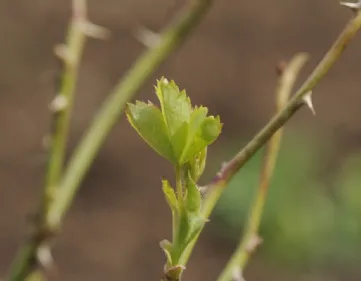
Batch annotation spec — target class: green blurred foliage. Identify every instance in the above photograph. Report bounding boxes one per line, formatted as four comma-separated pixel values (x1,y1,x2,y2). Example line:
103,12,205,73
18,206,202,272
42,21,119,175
212,131,361,271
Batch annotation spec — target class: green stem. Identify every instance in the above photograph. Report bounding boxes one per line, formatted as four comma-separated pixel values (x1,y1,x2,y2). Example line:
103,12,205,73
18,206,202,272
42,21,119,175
46,0,213,231
216,53,309,281
6,1,89,280
180,9,361,267
44,0,87,215
175,165,183,203
7,0,213,279
174,165,183,243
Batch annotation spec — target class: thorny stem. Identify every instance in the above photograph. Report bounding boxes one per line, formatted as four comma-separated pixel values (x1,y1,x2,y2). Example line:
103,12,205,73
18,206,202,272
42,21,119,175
180,8,361,267
7,1,213,281
6,1,91,280
216,53,309,281
44,0,88,217
45,0,213,231
7,0,213,280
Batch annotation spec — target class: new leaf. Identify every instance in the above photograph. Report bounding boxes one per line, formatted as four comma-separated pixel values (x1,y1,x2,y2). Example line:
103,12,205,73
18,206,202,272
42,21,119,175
127,78,222,169
126,101,175,163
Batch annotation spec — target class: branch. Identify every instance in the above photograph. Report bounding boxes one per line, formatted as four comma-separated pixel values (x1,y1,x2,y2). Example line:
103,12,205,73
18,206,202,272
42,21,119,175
45,0,213,232
5,2,101,281
216,53,309,281
6,1,212,280
44,0,110,221
180,7,361,266
6,1,95,280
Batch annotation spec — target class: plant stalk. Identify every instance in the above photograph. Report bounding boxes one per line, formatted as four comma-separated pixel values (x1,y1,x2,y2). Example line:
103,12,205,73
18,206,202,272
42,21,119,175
46,0,213,232
216,53,309,281
7,0,213,280
6,1,89,280
180,9,361,267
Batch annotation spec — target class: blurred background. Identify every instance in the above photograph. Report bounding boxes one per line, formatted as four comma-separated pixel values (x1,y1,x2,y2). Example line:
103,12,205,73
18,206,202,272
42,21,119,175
1,0,361,281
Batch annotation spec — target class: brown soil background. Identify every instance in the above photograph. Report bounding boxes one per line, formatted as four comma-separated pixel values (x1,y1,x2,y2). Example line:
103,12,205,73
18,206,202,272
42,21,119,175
1,1,361,281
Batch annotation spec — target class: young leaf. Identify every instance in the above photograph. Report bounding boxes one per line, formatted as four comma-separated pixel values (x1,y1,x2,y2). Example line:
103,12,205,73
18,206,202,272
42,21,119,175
183,214,207,249
160,239,173,266
180,106,208,164
200,115,222,143
181,108,222,164
189,148,207,182
162,179,178,213
155,78,192,136
172,198,207,264
185,171,201,213
170,122,188,162
126,101,175,162
175,205,190,250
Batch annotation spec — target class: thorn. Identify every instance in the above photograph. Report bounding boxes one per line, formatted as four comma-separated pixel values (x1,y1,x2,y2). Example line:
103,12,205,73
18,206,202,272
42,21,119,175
54,44,70,61
49,95,68,112
134,26,161,48
340,1,361,11
198,185,208,197
221,161,228,169
37,244,54,269
245,234,263,253
232,268,246,281
54,44,76,66
302,91,316,115
79,21,110,39
217,161,229,178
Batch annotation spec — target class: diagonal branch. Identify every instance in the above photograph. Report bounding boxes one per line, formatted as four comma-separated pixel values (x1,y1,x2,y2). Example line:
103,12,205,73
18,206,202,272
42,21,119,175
180,8,361,267
216,53,309,281
6,1,213,281
45,0,213,232
6,1,94,280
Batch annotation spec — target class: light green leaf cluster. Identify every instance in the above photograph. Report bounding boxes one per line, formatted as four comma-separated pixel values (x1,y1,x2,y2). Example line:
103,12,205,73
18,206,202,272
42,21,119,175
126,77,222,166
126,77,222,278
